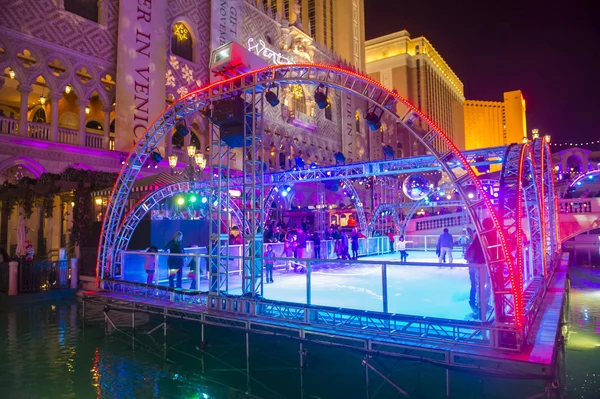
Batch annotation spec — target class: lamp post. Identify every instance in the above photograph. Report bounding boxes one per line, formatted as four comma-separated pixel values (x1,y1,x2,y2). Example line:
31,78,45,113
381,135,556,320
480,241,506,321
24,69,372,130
169,147,206,180
168,154,178,175
532,129,539,140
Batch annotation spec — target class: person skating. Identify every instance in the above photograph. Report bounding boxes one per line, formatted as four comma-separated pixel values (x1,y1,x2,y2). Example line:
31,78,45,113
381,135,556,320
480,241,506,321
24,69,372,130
164,232,185,289
351,228,359,260
436,228,454,264
396,236,412,262
264,244,275,283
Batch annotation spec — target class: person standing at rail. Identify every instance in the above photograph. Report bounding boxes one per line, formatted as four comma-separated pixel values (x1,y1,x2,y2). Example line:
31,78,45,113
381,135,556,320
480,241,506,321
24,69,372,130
437,228,454,264
351,228,359,260
144,246,158,285
387,228,395,253
264,244,275,283
312,231,321,259
341,230,350,260
164,232,184,289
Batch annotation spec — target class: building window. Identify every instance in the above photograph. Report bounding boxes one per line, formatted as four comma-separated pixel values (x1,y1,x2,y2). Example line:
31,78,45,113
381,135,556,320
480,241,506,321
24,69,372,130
31,108,47,124
64,0,99,22
171,22,193,62
283,0,290,20
308,0,316,38
291,84,306,114
325,98,332,121
85,120,102,131
172,129,185,148
329,0,334,51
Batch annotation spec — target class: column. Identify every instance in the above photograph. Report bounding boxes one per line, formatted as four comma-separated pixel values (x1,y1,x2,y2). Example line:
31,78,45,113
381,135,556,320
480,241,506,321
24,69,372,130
79,99,90,146
50,92,62,142
103,105,112,149
166,131,173,156
17,84,32,137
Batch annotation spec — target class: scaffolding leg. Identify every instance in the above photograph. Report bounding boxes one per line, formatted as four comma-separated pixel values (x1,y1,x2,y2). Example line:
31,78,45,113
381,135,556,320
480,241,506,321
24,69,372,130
446,368,450,398
246,332,251,394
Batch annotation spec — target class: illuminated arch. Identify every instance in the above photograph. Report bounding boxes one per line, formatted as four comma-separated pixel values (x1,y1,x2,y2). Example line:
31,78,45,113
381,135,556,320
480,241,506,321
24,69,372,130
113,181,244,265
263,178,368,234
566,169,600,192
98,64,522,328
0,156,46,178
368,204,401,236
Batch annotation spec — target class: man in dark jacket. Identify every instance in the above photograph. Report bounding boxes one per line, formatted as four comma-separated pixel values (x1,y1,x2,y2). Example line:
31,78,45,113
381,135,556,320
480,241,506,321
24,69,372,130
436,228,454,264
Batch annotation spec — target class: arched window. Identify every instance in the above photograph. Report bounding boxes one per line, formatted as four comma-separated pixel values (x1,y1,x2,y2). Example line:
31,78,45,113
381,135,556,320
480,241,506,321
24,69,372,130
85,120,103,131
171,22,193,62
190,132,201,149
324,98,332,121
32,108,46,124
355,110,362,133
291,85,306,114
172,130,185,148
110,119,115,133
64,0,99,22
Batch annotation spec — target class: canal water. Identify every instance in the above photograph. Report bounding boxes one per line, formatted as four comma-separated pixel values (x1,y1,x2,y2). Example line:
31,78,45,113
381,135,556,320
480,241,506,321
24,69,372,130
1,250,598,399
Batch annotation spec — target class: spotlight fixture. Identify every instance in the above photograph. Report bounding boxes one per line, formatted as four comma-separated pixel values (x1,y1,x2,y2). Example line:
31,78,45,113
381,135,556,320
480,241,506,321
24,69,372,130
150,151,163,163
190,195,197,203
281,190,288,197
383,144,394,159
175,120,189,136
334,152,346,164
265,87,280,107
65,85,72,94
531,129,539,140
309,162,318,169
40,88,47,105
294,157,305,169
8,68,15,79
177,197,185,205
314,84,328,109
201,196,208,204
365,107,382,131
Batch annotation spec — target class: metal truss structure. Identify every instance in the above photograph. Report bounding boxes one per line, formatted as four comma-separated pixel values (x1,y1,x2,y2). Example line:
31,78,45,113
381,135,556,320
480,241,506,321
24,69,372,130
98,63,558,342
367,203,402,236
498,143,545,336
111,181,244,273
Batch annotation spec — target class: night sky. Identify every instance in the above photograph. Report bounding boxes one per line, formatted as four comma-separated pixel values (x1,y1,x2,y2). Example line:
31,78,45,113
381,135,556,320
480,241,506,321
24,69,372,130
364,0,600,147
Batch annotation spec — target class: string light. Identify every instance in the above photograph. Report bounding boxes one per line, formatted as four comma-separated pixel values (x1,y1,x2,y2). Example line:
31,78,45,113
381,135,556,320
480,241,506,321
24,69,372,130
550,140,600,147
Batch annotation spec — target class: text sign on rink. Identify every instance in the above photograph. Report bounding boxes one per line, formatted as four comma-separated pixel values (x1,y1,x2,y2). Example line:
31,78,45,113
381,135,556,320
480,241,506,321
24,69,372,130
247,38,293,65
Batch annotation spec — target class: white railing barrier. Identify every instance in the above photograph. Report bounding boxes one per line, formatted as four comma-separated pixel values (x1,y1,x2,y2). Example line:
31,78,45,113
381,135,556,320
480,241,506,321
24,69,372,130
28,121,50,140
0,116,18,135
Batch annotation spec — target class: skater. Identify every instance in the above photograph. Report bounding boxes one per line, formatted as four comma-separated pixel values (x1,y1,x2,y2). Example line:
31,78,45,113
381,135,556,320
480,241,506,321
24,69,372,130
396,236,412,262
341,231,350,260
436,228,454,264
464,232,485,318
164,232,185,288
387,228,395,253
312,231,321,259
264,244,275,283
351,228,359,260
144,246,158,285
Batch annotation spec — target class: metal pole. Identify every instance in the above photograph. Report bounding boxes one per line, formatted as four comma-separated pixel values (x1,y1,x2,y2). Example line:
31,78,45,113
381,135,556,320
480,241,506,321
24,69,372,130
479,264,487,322
306,261,311,306
446,368,450,398
382,263,388,313
246,332,250,394
365,358,370,399
299,342,305,399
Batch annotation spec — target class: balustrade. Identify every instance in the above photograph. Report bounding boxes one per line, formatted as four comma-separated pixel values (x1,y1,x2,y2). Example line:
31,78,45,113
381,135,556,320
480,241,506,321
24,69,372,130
558,200,594,214
27,121,50,141
57,126,79,145
415,214,466,231
0,115,18,135
85,131,104,149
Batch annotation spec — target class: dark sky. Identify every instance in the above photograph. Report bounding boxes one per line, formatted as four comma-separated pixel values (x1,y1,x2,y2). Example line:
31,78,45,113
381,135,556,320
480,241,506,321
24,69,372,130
364,0,600,146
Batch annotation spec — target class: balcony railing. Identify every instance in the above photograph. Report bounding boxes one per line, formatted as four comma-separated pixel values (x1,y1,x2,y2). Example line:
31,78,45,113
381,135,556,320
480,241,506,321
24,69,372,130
0,119,110,150
0,115,18,135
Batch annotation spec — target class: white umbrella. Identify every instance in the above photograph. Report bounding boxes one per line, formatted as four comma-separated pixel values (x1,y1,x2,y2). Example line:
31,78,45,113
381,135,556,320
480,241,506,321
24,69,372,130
15,207,26,257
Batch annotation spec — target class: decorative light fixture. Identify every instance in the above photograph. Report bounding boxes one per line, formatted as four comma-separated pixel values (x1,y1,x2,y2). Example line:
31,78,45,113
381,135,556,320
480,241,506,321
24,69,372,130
313,84,328,109
85,106,91,115
8,68,15,79
292,84,304,99
175,120,189,136
65,85,72,94
522,137,528,144
531,129,539,139
173,23,189,41
544,135,551,143
194,153,206,169
187,145,196,157
365,107,382,131
168,154,178,169
95,197,103,206
40,91,47,105
150,151,163,163
265,87,280,107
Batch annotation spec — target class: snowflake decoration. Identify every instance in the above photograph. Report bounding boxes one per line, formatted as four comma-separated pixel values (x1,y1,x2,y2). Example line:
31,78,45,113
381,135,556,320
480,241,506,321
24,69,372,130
181,64,194,84
166,69,175,87
169,56,179,70
177,86,189,97
195,79,203,88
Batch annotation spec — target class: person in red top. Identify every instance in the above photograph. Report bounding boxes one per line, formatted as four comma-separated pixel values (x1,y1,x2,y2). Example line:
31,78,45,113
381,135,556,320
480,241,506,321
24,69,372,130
387,229,395,253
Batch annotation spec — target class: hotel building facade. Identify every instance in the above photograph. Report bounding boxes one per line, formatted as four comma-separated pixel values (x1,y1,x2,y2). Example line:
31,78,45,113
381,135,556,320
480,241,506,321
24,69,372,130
464,90,527,150
365,30,466,156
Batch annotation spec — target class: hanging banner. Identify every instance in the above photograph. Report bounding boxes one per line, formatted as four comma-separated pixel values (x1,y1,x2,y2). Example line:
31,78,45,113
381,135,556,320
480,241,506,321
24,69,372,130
211,0,242,53
342,92,354,162
114,0,167,151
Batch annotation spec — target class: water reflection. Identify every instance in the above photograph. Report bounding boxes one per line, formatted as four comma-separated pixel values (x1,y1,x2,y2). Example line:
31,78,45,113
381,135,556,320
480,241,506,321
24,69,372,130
0,247,599,398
